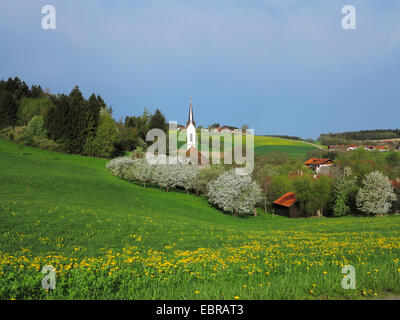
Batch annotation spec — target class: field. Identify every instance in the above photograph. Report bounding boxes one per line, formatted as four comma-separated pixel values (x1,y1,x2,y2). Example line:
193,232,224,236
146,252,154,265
254,136,321,158
1,139,400,300
176,133,320,159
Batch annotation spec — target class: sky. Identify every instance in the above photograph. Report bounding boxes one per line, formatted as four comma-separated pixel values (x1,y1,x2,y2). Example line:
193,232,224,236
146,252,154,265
0,0,399,139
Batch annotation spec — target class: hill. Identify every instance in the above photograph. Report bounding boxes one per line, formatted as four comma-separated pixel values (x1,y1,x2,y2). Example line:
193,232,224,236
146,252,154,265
1,139,400,299
254,136,322,158
176,134,321,159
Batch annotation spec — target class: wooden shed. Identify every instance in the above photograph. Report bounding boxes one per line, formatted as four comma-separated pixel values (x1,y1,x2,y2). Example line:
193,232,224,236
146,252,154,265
273,192,302,218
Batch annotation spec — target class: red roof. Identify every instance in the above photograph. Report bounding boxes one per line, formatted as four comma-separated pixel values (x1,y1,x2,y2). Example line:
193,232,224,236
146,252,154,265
185,146,209,165
391,180,400,190
373,146,386,150
304,158,333,165
273,192,297,207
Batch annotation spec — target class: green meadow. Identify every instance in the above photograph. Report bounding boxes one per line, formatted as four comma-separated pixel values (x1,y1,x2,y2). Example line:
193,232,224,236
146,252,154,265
1,138,400,300
175,133,319,158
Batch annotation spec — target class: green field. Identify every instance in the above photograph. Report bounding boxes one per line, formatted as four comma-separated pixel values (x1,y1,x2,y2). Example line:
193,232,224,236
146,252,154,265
1,139,400,300
254,136,320,158
176,134,320,158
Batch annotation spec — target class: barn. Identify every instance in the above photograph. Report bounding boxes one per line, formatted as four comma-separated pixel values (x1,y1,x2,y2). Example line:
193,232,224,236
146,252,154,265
273,192,302,218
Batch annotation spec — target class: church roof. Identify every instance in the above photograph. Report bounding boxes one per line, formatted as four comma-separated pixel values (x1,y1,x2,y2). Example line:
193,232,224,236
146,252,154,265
185,146,209,165
186,97,196,127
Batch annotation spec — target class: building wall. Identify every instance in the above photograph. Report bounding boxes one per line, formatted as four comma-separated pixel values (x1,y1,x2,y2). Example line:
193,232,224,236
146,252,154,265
186,123,197,150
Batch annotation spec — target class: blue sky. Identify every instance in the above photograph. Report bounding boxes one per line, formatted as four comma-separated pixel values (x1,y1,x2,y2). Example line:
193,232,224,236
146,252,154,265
0,0,399,139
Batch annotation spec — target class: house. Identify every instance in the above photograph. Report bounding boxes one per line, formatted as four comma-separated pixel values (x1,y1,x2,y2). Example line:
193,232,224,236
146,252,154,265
347,145,359,151
210,126,234,135
273,192,302,218
328,145,346,151
304,158,333,174
363,145,388,151
373,146,387,152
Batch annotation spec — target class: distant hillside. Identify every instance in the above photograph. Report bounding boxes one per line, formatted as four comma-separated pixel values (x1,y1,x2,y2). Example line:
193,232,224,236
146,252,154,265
254,136,320,158
319,129,400,146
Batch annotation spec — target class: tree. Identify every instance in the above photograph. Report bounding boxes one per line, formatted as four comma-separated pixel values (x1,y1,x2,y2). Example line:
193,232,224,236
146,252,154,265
83,113,118,158
149,108,168,133
356,171,397,215
44,94,71,148
68,86,88,154
292,175,333,217
0,90,18,128
17,97,53,125
332,167,358,216
207,169,262,216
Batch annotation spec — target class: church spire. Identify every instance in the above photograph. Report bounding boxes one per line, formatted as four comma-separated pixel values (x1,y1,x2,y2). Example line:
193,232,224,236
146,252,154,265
187,96,195,127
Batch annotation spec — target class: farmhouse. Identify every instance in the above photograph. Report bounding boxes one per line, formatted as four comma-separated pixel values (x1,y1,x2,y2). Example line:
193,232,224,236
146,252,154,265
347,145,359,151
210,126,234,135
304,158,333,174
328,145,346,151
273,192,302,218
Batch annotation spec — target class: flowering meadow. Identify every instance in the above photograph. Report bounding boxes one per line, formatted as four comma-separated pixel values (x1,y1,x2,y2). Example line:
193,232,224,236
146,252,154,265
1,139,400,299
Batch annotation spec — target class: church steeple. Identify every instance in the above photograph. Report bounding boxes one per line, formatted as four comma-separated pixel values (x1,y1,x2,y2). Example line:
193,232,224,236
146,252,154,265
186,96,197,150
186,97,195,127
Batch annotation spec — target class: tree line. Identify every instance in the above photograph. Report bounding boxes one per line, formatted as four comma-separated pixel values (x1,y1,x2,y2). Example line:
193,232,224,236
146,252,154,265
0,77,168,158
319,129,400,146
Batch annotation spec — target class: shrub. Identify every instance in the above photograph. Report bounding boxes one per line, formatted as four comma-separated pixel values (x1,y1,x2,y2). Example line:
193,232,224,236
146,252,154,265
195,165,226,195
356,171,397,215
106,157,135,178
207,169,262,216
32,137,62,152
24,115,47,139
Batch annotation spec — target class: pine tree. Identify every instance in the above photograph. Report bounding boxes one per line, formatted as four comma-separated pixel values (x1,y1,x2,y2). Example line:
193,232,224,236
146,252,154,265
0,90,18,128
68,86,87,153
149,108,168,133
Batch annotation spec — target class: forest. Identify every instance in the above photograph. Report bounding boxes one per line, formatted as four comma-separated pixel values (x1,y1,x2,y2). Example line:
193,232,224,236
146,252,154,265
0,77,168,158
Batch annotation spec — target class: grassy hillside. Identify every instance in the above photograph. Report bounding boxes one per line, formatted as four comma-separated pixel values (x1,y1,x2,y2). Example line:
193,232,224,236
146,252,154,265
176,134,320,159
1,139,400,299
254,136,320,158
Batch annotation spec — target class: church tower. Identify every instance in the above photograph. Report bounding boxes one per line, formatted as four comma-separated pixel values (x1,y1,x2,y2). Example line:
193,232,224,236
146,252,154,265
186,97,197,150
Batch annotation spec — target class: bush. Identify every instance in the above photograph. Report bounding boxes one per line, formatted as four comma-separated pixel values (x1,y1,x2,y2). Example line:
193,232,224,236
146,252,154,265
24,115,47,139
356,171,397,215
207,169,262,216
106,157,135,179
195,165,226,195
31,137,62,152
107,157,202,192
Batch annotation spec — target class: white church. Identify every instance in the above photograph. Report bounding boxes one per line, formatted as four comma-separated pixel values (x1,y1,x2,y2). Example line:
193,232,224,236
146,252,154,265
183,97,209,165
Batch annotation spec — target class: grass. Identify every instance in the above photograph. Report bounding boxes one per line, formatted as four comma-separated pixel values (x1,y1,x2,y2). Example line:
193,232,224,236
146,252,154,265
1,139,400,300
175,133,319,159
254,136,319,158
